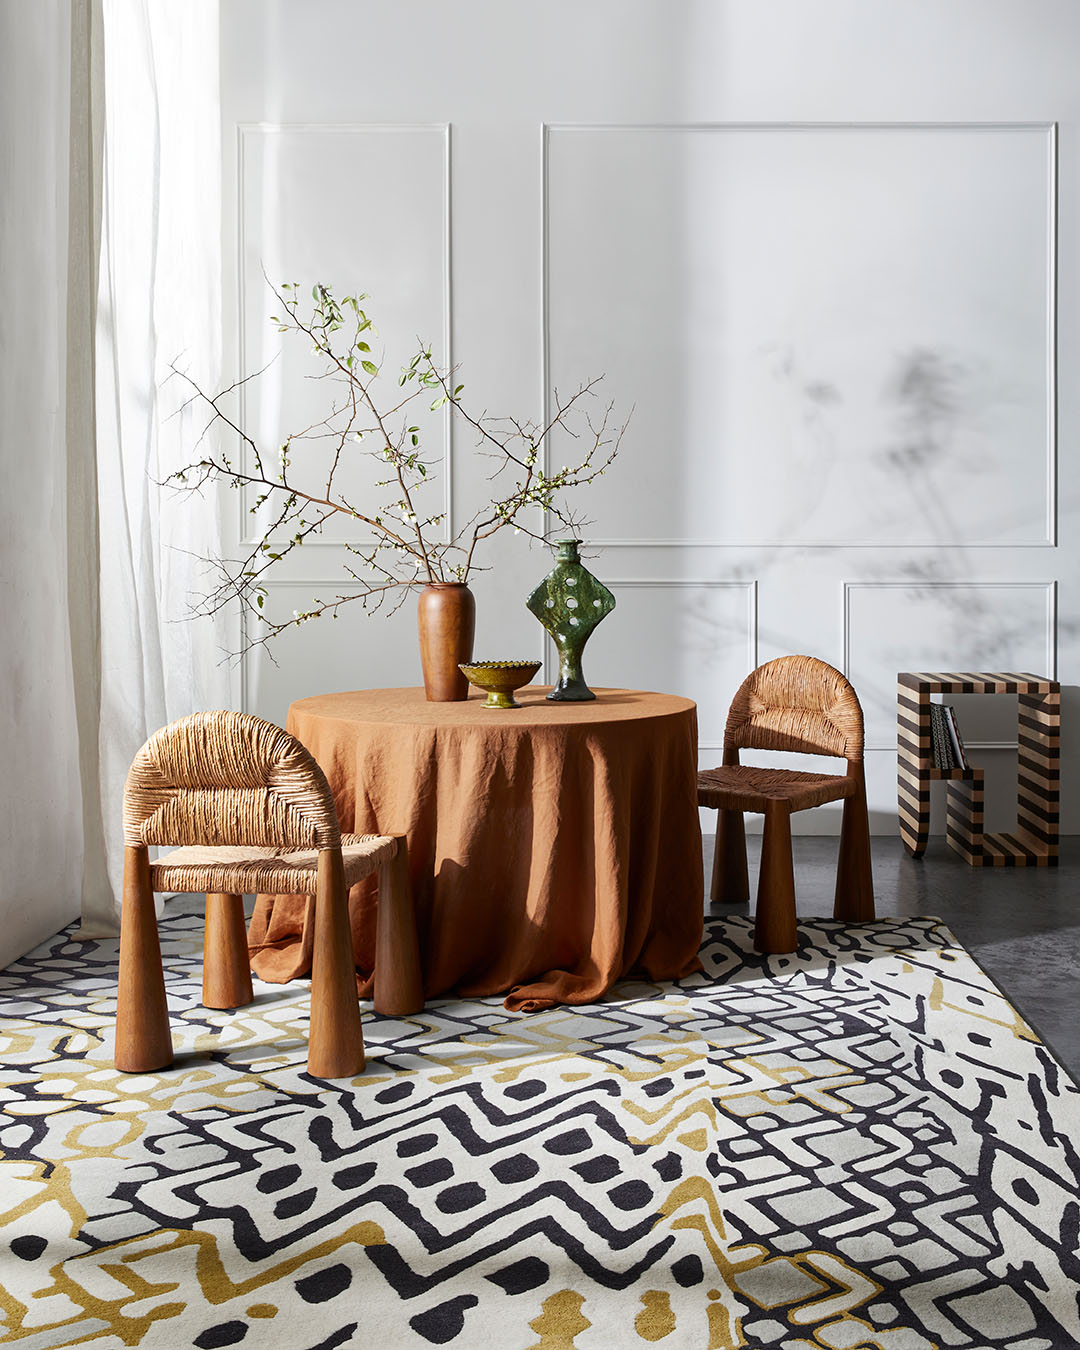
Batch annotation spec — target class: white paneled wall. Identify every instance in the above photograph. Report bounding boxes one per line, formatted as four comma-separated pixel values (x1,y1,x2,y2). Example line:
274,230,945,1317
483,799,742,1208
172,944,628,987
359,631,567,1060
584,580,758,750
221,0,1080,833
545,123,1054,549
237,125,451,551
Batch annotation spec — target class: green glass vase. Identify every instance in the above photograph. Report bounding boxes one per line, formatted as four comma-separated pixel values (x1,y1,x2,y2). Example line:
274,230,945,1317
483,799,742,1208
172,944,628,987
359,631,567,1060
526,539,615,701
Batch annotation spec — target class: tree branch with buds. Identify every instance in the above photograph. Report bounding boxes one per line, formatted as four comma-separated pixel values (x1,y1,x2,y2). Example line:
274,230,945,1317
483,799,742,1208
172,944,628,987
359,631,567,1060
168,282,628,653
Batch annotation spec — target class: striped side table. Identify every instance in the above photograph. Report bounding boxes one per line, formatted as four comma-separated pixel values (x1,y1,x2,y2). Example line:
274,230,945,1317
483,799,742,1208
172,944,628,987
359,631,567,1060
897,672,1059,867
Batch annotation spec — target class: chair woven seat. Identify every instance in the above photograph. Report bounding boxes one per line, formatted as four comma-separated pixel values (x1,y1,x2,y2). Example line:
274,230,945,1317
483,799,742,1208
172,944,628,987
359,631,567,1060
150,833,399,896
697,766,855,815
698,656,874,955
116,710,422,1080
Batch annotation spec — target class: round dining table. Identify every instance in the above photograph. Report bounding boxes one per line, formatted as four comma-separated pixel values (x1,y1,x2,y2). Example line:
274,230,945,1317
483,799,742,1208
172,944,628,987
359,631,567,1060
247,686,704,1011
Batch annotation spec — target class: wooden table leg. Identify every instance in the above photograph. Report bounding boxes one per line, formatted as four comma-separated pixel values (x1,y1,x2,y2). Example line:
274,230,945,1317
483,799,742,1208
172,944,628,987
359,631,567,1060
203,893,254,1009
835,770,875,922
1016,687,1060,864
308,848,365,1079
897,677,931,858
374,836,424,1017
711,809,750,904
116,845,173,1072
946,771,986,865
754,800,798,954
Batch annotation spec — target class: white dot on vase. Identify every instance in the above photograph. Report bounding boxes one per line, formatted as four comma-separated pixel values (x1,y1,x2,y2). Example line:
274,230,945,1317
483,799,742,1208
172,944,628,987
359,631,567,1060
545,598,554,608
557,633,565,640
566,597,578,608
566,576,577,586
593,599,601,607
569,617,579,625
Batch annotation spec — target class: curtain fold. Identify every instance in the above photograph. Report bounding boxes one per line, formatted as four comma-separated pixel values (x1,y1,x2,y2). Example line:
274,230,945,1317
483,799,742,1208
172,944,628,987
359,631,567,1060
0,1,87,966
93,0,229,923
68,0,113,938
0,0,228,959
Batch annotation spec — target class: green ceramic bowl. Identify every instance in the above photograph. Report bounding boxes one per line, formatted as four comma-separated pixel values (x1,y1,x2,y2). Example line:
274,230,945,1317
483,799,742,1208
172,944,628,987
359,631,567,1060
459,660,543,709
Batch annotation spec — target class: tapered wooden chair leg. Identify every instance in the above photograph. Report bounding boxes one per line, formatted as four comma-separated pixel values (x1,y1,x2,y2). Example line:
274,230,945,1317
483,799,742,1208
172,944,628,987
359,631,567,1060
116,845,173,1072
203,893,254,1010
754,801,798,954
712,809,750,904
374,836,424,1017
835,788,875,923
308,848,365,1078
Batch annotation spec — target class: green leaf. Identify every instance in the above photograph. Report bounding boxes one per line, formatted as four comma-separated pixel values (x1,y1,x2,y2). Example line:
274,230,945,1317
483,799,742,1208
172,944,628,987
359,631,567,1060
361,360,378,376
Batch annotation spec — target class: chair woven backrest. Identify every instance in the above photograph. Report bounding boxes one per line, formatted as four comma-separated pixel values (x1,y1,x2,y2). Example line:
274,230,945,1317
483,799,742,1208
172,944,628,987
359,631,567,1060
123,710,341,850
724,655,864,762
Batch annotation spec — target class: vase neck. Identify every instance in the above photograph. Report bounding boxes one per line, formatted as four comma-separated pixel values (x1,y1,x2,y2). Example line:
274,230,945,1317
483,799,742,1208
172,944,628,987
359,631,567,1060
554,539,582,563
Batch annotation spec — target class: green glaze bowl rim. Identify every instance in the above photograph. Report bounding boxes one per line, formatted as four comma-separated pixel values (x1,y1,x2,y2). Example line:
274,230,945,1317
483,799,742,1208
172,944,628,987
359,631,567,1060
459,660,543,672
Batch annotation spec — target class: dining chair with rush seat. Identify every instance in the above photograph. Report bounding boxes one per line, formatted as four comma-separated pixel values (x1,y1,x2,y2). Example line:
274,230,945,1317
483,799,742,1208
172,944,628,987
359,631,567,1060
116,710,421,1079
698,655,875,952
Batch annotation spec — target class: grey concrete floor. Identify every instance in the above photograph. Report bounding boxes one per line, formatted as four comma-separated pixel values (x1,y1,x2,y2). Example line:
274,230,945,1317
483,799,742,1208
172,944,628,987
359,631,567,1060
703,833,1080,1083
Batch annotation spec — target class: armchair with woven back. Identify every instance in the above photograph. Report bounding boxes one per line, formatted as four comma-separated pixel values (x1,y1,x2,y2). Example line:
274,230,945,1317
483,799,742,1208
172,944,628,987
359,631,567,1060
698,654,875,952
117,710,422,1080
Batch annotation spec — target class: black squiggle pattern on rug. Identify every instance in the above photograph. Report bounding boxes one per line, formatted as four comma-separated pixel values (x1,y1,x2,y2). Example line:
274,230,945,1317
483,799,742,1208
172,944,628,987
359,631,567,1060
1,908,1079,1348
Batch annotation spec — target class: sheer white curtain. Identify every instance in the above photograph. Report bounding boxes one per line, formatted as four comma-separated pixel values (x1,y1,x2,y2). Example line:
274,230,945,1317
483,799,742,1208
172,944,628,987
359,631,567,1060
0,0,228,965
92,0,229,927
0,1,90,966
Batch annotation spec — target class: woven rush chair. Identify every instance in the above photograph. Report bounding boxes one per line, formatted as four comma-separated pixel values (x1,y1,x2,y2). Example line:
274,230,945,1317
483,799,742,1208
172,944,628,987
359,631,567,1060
117,710,421,1079
698,655,874,953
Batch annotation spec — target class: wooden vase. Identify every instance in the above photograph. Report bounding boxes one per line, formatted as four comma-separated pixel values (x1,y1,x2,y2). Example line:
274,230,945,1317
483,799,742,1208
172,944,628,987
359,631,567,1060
417,582,475,701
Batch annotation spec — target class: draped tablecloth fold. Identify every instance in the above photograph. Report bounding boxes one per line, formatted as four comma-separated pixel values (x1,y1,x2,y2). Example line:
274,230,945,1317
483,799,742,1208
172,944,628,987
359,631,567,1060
247,687,704,1011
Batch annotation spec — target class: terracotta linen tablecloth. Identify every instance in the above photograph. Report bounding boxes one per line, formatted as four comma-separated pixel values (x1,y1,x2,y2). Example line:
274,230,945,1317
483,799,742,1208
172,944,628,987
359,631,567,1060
247,687,704,1011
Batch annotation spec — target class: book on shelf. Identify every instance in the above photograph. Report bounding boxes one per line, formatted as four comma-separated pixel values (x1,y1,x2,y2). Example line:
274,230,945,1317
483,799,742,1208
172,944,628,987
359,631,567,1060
929,702,956,769
944,704,968,769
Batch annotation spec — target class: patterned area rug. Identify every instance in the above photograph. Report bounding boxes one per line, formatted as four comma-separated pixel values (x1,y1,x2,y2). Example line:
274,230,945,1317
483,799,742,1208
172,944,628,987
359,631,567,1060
1,909,1079,1350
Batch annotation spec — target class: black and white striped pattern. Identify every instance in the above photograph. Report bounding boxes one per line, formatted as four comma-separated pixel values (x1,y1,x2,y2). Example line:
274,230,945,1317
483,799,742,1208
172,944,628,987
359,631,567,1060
897,672,1059,866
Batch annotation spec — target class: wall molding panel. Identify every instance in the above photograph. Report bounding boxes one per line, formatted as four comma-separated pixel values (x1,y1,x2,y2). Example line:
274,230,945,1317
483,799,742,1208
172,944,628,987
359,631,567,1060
844,579,1058,751
241,576,418,714
605,577,759,671
544,121,1057,550
236,122,453,551
579,578,759,748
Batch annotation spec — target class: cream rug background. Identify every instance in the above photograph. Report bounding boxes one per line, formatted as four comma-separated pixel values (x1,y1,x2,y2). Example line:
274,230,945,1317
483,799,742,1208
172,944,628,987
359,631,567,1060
1,910,1078,1349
